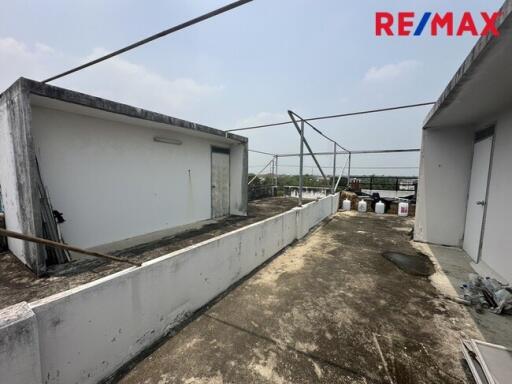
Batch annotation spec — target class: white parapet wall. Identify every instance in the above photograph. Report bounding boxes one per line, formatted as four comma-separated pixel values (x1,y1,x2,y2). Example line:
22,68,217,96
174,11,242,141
0,194,339,384
0,302,42,384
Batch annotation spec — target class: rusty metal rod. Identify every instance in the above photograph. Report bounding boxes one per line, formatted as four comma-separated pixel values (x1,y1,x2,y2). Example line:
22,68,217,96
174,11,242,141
0,228,142,267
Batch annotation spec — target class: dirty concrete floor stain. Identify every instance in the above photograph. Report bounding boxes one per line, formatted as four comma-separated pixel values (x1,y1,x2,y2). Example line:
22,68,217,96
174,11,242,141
382,251,435,277
0,197,305,309
116,212,493,384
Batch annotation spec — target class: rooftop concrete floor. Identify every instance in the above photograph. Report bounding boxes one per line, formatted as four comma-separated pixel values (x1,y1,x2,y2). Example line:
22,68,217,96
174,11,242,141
0,197,304,309
115,211,512,384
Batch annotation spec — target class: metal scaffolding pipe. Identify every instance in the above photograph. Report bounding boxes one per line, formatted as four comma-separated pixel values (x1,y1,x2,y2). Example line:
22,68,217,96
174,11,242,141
347,153,352,187
249,149,276,156
288,110,350,153
298,121,305,206
288,111,328,181
274,155,278,190
276,148,420,157
332,142,337,193
248,157,274,185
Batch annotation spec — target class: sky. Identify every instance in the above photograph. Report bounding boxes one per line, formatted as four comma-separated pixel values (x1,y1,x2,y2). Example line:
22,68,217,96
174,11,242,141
0,0,504,177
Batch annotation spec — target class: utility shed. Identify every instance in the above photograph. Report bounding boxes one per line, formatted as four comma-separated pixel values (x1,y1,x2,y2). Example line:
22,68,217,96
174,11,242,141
415,0,512,283
0,78,248,275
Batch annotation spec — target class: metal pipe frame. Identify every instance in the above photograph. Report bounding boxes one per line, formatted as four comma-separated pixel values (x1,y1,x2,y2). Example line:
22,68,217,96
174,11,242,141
274,155,278,190
248,112,419,196
227,102,435,132
276,148,420,157
298,120,305,206
332,141,337,193
288,109,354,202
288,110,350,153
288,111,328,182
248,157,275,185
347,153,352,187
249,149,276,156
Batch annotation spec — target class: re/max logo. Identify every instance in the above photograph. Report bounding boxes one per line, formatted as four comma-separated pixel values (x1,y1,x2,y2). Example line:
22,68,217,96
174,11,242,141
375,12,501,36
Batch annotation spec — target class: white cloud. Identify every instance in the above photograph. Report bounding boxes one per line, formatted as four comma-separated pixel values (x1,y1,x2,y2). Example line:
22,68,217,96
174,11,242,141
0,37,60,89
65,47,223,115
363,60,421,82
0,38,223,117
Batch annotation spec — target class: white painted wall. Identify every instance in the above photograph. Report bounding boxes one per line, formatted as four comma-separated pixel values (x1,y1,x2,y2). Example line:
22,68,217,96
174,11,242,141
0,194,338,384
415,111,512,283
414,126,474,246
0,302,42,384
30,106,238,249
480,111,512,283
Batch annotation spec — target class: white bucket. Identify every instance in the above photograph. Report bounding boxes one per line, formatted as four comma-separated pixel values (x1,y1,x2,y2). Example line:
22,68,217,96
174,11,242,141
398,201,409,217
342,199,351,211
358,200,367,213
375,200,385,214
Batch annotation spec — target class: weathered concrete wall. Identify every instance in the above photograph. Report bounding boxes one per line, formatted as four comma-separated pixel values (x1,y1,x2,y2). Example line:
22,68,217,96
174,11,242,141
480,111,512,283
229,142,248,216
0,302,42,384
0,77,248,273
414,126,474,246
0,194,338,384
298,194,338,239
30,106,242,249
0,82,45,273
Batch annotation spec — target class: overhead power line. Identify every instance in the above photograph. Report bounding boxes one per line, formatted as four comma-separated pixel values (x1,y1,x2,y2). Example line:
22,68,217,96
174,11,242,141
42,0,253,83
228,102,436,132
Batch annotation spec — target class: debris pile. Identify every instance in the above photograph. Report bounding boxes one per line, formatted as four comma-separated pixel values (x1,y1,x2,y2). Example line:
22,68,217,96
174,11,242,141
461,339,512,384
340,190,359,210
460,273,512,314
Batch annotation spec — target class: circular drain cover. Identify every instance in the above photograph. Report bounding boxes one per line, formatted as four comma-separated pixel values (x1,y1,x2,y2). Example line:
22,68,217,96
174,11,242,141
382,251,435,276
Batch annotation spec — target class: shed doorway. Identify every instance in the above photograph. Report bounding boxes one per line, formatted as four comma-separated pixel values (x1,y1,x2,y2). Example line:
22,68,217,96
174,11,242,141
211,147,230,218
463,129,494,262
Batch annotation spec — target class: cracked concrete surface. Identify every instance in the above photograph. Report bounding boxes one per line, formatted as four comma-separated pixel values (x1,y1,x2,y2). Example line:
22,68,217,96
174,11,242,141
116,212,511,383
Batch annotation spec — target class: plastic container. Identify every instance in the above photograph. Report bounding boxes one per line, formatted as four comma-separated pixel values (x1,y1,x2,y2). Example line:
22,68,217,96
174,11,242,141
342,199,351,211
358,199,367,213
398,201,409,217
375,200,385,214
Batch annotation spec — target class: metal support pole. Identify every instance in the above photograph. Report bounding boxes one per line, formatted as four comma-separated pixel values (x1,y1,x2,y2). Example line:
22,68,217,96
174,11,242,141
288,111,328,181
347,152,352,187
274,155,278,191
332,142,337,193
270,158,274,183
299,120,305,206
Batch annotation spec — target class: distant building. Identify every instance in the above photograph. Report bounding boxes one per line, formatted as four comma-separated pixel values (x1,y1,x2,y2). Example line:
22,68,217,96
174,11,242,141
0,78,248,275
415,1,512,283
